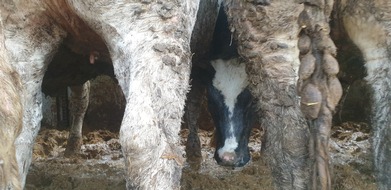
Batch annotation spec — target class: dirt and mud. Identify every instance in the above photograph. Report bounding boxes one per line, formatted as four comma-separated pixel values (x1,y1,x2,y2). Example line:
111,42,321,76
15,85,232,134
25,122,376,190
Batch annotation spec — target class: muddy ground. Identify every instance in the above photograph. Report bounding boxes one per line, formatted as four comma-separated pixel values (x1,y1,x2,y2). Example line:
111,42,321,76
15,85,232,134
25,122,376,190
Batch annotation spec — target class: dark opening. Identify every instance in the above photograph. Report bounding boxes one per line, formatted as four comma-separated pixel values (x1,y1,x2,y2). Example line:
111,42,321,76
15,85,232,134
41,44,125,133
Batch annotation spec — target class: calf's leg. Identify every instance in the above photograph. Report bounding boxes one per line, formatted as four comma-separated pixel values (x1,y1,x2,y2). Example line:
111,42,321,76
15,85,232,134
64,81,90,157
185,79,204,170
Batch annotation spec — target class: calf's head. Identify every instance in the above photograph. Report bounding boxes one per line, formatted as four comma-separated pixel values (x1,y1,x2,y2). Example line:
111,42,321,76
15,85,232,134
207,58,255,167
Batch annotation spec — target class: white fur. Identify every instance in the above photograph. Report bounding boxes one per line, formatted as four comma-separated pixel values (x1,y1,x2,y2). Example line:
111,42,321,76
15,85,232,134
211,58,249,116
217,136,238,156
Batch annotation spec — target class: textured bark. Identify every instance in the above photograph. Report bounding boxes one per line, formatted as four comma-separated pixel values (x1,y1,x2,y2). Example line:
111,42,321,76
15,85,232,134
337,0,391,189
224,1,310,189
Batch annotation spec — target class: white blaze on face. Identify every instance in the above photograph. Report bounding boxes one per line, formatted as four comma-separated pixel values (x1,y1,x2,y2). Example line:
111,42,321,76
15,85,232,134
217,135,238,157
211,58,249,155
211,58,248,116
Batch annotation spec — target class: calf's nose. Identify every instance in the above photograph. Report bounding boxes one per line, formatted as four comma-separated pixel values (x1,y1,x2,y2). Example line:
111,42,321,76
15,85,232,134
219,151,237,165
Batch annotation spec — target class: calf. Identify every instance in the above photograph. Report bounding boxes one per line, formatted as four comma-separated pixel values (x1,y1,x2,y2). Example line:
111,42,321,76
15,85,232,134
207,4,255,167
42,45,116,157
186,5,255,168
207,58,255,167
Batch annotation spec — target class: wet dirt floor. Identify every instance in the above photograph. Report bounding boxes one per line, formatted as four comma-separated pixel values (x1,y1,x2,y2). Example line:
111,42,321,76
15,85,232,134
25,122,377,190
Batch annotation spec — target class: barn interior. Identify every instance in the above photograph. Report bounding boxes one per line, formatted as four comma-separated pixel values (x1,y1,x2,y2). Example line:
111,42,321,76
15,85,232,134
40,44,125,133
25,4,375,190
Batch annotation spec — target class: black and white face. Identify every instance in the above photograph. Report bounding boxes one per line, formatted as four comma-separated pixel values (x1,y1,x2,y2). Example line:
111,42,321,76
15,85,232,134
207,58,255,167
